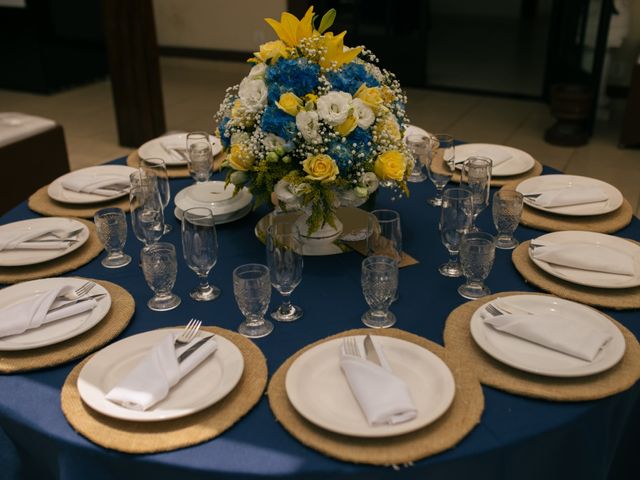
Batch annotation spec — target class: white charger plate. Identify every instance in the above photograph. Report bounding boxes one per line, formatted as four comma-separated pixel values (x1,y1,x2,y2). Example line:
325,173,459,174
174,181,253,217
529,231,640,289
77,329,244,422
285,335,456,438
0,277,111,351
138,133,222,166
454,143,535,177
47,165,136,204
0,217,89,267
516,174,623,216
470,295,626,377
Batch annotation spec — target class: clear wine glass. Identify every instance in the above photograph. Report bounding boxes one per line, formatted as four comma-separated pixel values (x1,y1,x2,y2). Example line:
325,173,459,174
182,207,221,302
492,190,523,249
461,156,492,231
458,232,496,299
93,207,131,268
140,242,181,311
439,188,473,277
367,209,402,264
129,170,165,249
426,133,455,206
266,222,303,322
186,131,213,184
405,134,428,183
361,255,398,328
140,158,172,234
233,263,273,338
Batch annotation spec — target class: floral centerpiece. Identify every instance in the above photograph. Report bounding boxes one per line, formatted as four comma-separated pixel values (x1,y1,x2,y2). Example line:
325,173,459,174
215,6,412,236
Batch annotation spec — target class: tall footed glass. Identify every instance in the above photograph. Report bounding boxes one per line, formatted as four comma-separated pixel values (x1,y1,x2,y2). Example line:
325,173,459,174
439,188,473,277
141,242,181,311
361,255,398,328
458,232,496,299
182,207,221,301
427,134,455,206
461,156,492,231
266,222,303,322
233,264,273,338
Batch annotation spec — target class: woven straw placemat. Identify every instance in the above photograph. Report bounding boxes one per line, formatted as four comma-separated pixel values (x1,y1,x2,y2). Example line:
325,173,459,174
28,185,130,219
500,181,633,233
61,326,267,454
431,152,543,187
268,328,483,466
0,279,134,373
0,219,103,285
511,241,640,310
127,151,226,178
443,292,640,401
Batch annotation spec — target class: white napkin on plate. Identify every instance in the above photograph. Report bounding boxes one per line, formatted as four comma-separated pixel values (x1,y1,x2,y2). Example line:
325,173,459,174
159,137,187,162
105,333,218,411
0,285,98,338
473,146,512,168
62,173,129,197
531,243,635,276
340,337,417,426
483,311,612,361
530,186,608,207
0,225,78,251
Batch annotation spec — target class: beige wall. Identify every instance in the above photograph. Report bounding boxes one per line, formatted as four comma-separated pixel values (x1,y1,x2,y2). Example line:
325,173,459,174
153,0,287,52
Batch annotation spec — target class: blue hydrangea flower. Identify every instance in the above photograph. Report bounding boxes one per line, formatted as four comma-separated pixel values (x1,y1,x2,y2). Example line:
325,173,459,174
260,105,297,141
347,127,373,159
218,116,231,149
265,58,320,102
326,141,352,171
325,63,380,95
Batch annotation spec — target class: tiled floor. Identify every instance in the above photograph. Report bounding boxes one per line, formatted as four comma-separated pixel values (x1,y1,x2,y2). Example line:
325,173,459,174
1,57,639,215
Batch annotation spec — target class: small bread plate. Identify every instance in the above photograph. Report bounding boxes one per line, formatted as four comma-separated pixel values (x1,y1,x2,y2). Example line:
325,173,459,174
454,143,535,177
138,133,222,166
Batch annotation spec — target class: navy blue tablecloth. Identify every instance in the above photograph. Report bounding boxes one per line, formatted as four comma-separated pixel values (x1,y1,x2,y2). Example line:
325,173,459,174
0,157,638,480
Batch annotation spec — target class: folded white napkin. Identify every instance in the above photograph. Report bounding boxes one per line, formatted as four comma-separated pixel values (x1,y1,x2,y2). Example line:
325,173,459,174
473,146,512,168
62,173,129,197
106,333,218,411
532,243,635,276
159,137,187,162
340,337,417,426
530,186,608,207
0,285,97,338
0,225,78,251
483,310,612,361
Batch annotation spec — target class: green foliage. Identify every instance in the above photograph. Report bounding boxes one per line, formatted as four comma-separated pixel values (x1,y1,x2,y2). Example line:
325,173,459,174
317,8,336,34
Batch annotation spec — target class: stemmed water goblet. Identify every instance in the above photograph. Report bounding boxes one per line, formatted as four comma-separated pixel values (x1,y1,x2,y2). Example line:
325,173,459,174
425,133,455,206
140,158,172,233
361,255,398,328
461,156,492,231
458,232,496,299
405,134,428,183
140,242,181,311
233,264,273,338
492,190,523,249
181,207,221,302
186,131,213,184
439,188,473,277
129,170,165,250
266,222,303,322
93,207,132,268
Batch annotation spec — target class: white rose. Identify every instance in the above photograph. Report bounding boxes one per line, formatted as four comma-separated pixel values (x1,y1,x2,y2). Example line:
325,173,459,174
352,98,375,129
361,171,379,193
248,63,266,79
295,110,322,143
262,133,286,152
316,91,352,126
238,77,267,113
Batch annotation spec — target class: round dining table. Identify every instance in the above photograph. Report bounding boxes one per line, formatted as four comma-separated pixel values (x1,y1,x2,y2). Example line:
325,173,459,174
0,156,638,480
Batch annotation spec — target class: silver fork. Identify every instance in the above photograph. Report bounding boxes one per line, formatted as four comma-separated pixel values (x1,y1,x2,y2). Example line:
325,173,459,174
58,281,96,301
484,303,506,317
175,319,202,347
343,337,361,357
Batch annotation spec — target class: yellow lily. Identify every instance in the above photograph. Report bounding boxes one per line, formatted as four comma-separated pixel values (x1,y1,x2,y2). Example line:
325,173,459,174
265,6,315,47
319,31,362,69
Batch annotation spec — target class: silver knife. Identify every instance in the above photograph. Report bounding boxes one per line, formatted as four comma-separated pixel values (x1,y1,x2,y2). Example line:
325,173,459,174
47,294,107,313
363,334,383,366
178,335,216,363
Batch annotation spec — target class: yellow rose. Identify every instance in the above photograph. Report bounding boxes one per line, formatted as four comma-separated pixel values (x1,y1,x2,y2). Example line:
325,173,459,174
374,150,407,181
355,84,384,111
253,40,288,63
302,154,339,182
335,112,358,136
228,143,255,171
276,92,303,116
373,115,402,142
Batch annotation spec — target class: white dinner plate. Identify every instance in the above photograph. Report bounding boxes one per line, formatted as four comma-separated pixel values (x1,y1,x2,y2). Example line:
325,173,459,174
77,329,245,421
174,202,252,224
0,217,89,267
174,181,253,217
0,277,111,351
454,143,535,176
470,295,626,377
285,335,456,438
47,165,136,204
138,133,222,166
403,124,431,139
516,174,623,216
529,231,640,289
